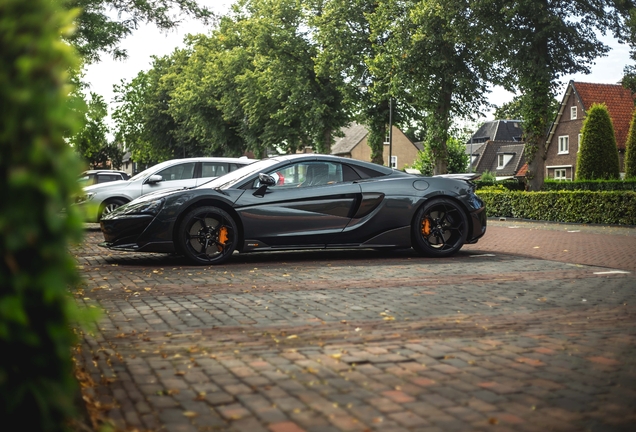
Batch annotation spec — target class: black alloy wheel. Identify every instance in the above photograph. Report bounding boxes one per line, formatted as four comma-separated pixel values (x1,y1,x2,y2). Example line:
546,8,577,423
412,198,468,257
178,206,238,265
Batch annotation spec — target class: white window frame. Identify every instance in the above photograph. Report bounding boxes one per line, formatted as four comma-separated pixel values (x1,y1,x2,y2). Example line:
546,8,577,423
384,130,390,144
390,155,398,169
578,134,582,153
558,135,569,154
571,106,577,120
497,154,505,168
554,169,567,180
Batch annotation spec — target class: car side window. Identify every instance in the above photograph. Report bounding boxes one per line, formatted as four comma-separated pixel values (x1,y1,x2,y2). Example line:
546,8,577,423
201,162,228,178
258,162,346,189
155,163,196,182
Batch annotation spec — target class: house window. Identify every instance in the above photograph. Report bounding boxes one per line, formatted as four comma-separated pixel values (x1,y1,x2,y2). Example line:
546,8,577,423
554,169,567,180
384,130,390,144
578,134,582,152
390,156,398,169
497,153,513,169
558,136,569,154
571,106,577,120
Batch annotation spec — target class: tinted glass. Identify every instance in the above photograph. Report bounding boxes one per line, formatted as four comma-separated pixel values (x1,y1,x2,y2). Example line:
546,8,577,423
156,163,196,181
201,162,228,178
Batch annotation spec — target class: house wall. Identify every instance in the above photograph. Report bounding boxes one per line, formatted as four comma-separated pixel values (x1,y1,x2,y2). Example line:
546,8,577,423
545,91,582,180
349,126,418,169
382,127,420,170
545,87,626,180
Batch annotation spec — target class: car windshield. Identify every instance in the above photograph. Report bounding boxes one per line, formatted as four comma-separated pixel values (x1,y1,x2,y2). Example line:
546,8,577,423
199,158,282,190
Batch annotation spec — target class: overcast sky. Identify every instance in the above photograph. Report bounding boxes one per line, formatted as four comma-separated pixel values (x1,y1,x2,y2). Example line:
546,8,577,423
83,3,633,126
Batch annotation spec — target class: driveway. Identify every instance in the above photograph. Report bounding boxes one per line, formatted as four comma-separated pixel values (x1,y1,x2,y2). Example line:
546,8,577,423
74,220,636,431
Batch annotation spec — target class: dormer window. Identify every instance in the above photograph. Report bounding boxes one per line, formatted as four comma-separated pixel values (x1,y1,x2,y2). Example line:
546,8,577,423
571,106,577,120
497,153,513,169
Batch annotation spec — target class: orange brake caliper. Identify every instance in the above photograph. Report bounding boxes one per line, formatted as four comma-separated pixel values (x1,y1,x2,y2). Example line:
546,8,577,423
421,218,431,236
217,226,229,252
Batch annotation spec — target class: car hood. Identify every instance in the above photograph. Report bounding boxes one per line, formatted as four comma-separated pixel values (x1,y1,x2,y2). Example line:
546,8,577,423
131,187,190,203
83,179,131,192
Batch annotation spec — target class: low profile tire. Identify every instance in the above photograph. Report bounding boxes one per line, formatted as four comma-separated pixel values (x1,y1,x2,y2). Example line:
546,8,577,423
99,198,126,220
177,206,238,265
412,198,468,257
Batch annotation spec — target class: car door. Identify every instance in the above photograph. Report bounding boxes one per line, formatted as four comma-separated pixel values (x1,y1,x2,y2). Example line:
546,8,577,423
140,162,197,197
235,161,362,248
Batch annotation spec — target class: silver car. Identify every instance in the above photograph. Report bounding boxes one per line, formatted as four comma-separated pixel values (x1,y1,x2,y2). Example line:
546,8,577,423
76,157,256,222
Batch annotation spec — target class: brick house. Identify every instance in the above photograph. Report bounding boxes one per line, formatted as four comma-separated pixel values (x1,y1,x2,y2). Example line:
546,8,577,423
545,81,635,180
330,123,422,170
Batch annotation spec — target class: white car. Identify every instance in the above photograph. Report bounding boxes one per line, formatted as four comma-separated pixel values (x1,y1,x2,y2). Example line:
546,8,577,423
76,157,256,222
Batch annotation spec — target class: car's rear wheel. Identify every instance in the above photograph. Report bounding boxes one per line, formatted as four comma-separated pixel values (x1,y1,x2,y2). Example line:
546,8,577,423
178,206,238,265
412,198,468,257
99,198,126,221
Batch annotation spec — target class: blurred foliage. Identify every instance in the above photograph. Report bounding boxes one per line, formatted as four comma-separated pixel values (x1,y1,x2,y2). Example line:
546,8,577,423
625,109,636,179
0,0,89,430
576,103,620,180
479,190,636,225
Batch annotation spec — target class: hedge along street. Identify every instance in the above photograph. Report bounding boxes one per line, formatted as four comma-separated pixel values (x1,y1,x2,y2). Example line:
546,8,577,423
73,222,635,431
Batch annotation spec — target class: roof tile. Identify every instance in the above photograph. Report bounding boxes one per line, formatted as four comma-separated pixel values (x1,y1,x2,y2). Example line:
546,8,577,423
573,82,635,150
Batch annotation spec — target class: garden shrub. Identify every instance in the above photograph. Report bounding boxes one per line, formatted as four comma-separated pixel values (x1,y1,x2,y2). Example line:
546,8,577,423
625,109,636,179
0,1,86,430
478,190,636,225
576,103,620,180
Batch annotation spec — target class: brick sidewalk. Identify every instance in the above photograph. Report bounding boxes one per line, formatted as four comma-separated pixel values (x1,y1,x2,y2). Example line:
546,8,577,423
74,224,636,432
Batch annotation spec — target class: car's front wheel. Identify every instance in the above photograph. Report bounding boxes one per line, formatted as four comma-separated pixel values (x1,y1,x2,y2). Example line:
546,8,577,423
178,206,238,265
412,198,468,257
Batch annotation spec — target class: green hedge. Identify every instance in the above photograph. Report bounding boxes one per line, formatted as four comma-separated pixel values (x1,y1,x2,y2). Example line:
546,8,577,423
478,190,636,225
474,179,525,191
542,179,636,191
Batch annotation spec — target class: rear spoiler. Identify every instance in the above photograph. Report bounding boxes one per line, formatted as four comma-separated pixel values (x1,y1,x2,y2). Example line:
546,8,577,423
433,173,480,181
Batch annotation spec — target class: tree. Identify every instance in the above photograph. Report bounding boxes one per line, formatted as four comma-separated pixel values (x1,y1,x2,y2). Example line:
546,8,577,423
368,0,495,174
490,0,634,190
409,131,469,176
173,0,349,156
493,95,559,122
70,92,111,168
576,103,620,180
66,0,212,63
624,109,636,178
310,0,391,165
1,0,87,429
115,0,350,160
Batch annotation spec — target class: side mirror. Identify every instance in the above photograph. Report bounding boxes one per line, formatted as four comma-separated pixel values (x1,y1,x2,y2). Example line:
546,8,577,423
258,173,276,186
146,174,163,184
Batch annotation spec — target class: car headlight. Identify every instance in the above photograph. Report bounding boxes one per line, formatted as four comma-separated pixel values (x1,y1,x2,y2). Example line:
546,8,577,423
75,192,95,204
116,198,165,216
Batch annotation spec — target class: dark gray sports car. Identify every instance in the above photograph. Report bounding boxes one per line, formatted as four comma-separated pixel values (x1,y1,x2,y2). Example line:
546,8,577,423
99,154,487,265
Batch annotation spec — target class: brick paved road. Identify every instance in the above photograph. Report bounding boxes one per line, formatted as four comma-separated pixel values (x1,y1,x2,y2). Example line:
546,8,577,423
74,222,636,432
